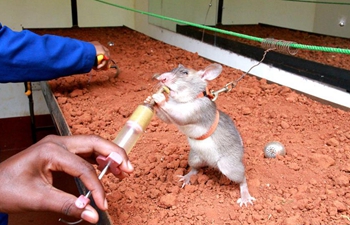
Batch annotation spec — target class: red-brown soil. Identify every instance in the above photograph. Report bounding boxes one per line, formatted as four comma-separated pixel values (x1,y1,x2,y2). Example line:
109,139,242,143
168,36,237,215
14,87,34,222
32,26,350,225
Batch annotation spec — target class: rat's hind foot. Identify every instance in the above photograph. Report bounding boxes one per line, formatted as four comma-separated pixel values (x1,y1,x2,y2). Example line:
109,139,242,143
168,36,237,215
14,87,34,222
237,194,256,207
237,178,256,207
178,169,198,188
177,175,190,188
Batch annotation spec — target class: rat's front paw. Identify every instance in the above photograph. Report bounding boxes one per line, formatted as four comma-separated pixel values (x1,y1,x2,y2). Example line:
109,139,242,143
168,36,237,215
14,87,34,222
144,96,153,104
152,93,166,106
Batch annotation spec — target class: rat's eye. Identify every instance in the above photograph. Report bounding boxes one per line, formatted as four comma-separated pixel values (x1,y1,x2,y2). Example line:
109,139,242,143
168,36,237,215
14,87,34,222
173,66,189,77
180,69,188,75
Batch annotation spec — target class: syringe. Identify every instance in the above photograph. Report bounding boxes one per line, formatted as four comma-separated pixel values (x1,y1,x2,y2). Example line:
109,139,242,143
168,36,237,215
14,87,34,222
112,86,168,154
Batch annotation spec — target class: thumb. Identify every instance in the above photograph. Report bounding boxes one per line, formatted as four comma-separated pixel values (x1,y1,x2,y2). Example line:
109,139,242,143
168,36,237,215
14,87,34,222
80,205,100,224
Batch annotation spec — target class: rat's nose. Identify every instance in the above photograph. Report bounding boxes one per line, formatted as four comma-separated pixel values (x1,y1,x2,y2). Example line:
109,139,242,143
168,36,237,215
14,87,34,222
152,73,167,83
157,72,172,83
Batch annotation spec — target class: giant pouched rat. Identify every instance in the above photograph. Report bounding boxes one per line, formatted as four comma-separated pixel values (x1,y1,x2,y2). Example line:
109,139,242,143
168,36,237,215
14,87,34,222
149,63,255,207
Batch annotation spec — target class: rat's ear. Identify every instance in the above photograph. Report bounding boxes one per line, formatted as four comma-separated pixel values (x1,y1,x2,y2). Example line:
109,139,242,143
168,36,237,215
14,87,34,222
200,63,222,81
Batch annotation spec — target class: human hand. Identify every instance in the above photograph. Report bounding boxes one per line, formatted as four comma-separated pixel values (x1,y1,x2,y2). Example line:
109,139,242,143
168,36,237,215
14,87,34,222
91,41,111,70
0,134,133,224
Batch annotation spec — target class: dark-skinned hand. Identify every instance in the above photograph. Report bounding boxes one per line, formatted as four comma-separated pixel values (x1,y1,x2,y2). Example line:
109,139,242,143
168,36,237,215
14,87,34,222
0,134,133,224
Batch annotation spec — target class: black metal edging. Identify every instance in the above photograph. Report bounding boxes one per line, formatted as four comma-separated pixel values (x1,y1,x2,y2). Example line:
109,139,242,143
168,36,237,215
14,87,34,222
71,0,78,27
40,81,113,225
176,25,350,91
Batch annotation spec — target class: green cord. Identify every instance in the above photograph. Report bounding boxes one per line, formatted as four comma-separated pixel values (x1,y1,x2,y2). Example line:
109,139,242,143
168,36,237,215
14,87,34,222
290,43,350,54
94,0,350,55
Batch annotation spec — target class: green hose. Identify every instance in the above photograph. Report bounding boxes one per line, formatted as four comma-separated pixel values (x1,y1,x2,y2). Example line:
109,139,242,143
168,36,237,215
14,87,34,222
94,0,350,55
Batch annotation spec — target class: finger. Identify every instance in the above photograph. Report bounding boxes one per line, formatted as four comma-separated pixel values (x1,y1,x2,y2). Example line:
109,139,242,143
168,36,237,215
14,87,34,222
37,142,107,211
42,135,134,173
97,60,109,70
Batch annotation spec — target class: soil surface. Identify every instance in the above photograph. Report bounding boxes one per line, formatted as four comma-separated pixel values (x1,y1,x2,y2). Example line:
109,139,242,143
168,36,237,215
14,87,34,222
33,26,350,225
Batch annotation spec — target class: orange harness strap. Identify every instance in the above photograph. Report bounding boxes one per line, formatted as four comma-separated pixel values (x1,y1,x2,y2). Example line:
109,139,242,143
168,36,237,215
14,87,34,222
191,87,220,140
194,110,220,140
196,87,214,100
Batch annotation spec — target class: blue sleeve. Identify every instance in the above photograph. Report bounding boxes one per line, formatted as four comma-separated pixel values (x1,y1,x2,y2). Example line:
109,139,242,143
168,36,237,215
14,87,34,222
0,213,8,225
0,24,96,83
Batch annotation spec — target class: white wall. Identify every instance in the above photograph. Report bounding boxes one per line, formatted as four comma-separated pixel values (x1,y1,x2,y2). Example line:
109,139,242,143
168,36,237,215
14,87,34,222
221,0,349,38
221,0,263,25
77,0,135,28
148,0,218,31
258,0,316,32
0,0,72,31
222,0,315,32
146,0,315,33
313,3,350,38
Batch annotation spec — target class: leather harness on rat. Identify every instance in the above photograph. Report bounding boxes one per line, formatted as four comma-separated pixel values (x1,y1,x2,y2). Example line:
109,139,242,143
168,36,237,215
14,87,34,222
197,86,214,99
193,87,220,140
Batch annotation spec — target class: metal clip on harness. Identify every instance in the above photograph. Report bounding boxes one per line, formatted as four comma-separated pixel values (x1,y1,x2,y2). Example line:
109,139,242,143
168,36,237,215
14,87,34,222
210,82,236,101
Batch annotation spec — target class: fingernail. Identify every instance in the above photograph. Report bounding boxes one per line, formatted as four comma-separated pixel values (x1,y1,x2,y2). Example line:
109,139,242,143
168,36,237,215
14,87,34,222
81,209,96,223
104,198,108,209
127,161,134,170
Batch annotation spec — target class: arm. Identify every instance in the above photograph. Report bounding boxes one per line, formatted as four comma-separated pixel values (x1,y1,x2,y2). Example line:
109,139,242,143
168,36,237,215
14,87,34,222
0,24,100,83
0,134,134,224
152,93,203,125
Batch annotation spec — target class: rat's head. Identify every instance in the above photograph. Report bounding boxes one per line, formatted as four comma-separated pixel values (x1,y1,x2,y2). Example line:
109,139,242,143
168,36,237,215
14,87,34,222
156,63,222,102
